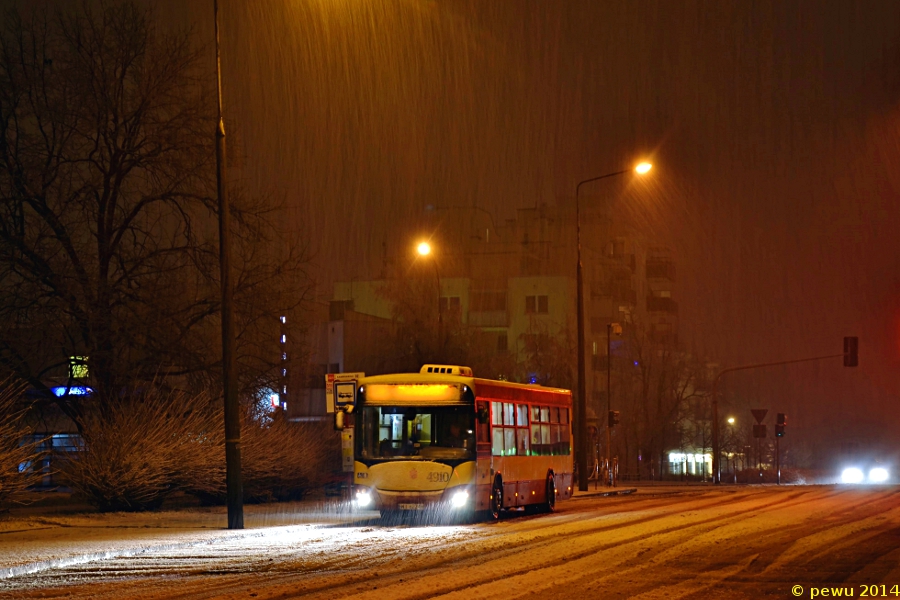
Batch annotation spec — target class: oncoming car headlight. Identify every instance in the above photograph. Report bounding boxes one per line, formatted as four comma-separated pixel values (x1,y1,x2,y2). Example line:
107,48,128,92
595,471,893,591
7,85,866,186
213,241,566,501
841,467,864,484
450,489,469,508
355,488,372,508
869,467,889,483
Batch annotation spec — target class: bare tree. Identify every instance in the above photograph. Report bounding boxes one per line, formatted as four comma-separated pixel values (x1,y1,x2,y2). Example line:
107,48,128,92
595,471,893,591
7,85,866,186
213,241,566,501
614,323,707,479
520,317,576,389
0,2,308,421
0,379,46,512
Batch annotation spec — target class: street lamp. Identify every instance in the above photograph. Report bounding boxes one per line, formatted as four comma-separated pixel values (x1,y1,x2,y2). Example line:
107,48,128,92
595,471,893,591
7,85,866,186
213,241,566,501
214,0,243,530
415,241,442,347
727,417,736,483
574,162,652,492
606,322,622,486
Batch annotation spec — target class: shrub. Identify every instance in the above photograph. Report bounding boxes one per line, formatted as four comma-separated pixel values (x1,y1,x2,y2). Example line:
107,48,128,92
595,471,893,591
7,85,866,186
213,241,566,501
240,408,336,502
190,406,338,505
0,380,46,514
59,388,223,512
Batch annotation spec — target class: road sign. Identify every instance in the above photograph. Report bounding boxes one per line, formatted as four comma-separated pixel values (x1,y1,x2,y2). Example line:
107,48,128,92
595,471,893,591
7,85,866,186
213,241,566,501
341,429,354,472
751,409,768,424
753,424,767,438
326,372,365,413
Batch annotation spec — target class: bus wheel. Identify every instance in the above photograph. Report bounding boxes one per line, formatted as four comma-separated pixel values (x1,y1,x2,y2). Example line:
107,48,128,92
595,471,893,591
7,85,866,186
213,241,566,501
489,478,503,521
543,473,557,513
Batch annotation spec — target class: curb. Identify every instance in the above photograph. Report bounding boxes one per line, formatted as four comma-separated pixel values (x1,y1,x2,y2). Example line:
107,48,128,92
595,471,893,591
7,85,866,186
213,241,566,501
571,487,638,499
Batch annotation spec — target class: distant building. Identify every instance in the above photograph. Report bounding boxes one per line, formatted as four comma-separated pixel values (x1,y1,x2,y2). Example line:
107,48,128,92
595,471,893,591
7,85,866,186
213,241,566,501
301,203,680,432
287,301,396,419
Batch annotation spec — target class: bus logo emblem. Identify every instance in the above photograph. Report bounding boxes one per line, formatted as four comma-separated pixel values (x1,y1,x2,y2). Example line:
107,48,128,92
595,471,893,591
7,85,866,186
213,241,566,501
409,468,418,479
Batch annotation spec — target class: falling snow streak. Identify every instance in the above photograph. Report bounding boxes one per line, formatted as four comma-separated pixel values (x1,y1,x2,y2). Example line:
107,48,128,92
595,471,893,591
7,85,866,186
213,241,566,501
145,0,900,445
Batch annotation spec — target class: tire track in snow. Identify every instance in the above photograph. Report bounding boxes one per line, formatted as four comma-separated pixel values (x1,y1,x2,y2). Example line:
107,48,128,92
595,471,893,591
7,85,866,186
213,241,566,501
0,486,879,600
263,487,842,600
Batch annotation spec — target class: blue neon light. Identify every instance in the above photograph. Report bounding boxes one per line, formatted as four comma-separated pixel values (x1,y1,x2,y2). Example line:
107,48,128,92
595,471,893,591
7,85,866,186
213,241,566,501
51,386,93,397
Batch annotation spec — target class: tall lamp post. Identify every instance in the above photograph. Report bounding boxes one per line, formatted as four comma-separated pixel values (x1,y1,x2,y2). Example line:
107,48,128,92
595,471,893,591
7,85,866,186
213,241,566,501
574,162,652,492
727,417,736,483
214,0,243,529
606,322,622,486
416,242,442,347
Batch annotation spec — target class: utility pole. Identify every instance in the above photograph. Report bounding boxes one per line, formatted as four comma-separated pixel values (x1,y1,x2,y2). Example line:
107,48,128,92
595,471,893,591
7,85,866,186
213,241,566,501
711,339,857,484
214,0,243,529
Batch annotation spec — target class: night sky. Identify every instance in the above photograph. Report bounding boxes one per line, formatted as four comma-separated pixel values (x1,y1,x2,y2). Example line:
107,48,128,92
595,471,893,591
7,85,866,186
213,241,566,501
158,1,900,452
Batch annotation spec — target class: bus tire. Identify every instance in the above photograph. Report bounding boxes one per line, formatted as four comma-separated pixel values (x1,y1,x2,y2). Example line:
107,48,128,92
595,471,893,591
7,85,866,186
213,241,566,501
489,477,503,521
543,472,557,513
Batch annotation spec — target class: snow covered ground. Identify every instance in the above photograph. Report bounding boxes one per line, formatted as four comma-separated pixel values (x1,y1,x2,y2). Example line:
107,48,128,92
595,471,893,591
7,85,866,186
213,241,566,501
1,485,899,599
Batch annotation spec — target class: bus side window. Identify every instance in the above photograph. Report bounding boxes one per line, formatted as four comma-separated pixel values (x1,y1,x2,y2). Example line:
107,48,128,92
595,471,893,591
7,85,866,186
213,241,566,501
517,427,530,456
503,403,515,426
476,402,490,448
492,427,504,456
516,404,528,426
541,423,551,456
515,404,530,455
504,428,516,456
531,422,542,455
549,407,560,455
491,402,502,426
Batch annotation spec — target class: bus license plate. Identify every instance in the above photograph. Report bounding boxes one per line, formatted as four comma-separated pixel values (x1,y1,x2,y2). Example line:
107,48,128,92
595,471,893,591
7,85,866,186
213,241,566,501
398,503,424,510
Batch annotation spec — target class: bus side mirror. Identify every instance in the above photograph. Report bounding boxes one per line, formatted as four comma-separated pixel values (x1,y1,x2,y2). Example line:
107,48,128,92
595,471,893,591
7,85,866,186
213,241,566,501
476,402,489,423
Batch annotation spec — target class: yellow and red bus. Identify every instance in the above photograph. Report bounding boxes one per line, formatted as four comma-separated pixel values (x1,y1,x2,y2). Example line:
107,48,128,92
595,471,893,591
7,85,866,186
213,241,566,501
351,365,573,520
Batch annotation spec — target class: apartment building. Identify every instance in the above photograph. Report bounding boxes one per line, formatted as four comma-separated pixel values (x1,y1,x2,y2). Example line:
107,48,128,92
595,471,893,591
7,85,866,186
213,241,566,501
302,203,679,427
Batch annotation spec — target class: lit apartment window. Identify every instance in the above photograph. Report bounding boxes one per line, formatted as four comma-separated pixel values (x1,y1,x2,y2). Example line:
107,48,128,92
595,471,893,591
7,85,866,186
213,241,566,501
525,295,548,314
69,357,89,379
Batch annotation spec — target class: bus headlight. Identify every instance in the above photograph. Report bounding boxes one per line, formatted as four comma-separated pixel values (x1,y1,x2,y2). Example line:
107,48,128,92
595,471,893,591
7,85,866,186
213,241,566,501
355,489,372,507
450,489,469,508
841,467,864,484
869,467,889,483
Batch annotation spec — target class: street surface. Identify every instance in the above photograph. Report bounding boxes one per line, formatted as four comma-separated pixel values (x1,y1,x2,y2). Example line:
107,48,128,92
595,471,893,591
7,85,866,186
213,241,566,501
1,485,899,599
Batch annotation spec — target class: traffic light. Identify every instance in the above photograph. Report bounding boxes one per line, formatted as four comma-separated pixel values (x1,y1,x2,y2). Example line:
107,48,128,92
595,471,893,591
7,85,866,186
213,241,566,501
608,410,620,427
843,336,858,367
775,413,786,437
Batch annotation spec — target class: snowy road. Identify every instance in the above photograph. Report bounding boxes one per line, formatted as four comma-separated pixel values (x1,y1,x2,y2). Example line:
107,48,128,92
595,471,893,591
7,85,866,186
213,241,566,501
2,485,899,599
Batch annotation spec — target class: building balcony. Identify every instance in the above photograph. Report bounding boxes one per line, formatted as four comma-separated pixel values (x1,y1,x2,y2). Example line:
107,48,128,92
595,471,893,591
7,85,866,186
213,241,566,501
646,260,676,281
469,310,509,327
647,296,679,314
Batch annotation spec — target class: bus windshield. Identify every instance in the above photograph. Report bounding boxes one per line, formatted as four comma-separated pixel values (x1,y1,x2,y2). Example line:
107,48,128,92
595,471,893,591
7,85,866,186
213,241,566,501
357,405,475,461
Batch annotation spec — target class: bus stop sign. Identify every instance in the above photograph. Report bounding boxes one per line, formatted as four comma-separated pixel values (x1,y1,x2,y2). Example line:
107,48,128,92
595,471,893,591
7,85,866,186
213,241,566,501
326,372,364,413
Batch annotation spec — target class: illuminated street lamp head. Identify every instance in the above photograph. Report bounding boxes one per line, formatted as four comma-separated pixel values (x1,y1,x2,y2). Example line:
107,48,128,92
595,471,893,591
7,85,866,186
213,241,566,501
635,162,652,175
416,241,431,256
727,417,735,424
